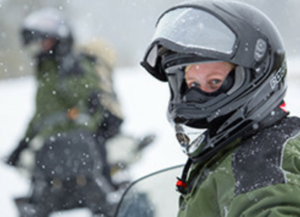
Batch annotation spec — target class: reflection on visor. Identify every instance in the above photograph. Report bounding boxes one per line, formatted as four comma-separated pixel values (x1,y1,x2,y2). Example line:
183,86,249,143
146,44,158,67
175,124,207,155
153,8,236,54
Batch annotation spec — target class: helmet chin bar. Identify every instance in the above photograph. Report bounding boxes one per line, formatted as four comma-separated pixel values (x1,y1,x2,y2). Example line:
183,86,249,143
175,124,208,155
170,60,287,162
173,83,287,163
173,108,255,162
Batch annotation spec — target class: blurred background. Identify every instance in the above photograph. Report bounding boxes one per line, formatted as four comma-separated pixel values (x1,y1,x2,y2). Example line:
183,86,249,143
0,0,300,79
1,1,300,216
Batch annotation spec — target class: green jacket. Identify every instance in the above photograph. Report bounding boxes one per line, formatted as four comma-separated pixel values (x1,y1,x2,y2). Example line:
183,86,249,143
178,116,300,217
24,52,104,141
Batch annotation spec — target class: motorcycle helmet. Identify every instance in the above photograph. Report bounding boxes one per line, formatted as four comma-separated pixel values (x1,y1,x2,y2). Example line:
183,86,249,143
21,7,73,55
141,0,287,162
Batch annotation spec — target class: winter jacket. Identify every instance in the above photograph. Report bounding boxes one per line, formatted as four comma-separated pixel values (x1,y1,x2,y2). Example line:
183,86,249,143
177,116,300,217
24,52,104,141
6,51,106,169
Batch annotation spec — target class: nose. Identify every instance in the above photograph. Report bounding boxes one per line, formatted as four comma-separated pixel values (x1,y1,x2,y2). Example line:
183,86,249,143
199,84,211,93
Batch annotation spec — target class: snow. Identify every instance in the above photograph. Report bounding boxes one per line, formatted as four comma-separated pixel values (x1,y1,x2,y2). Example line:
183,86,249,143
0,66,185,216
0,58,300,216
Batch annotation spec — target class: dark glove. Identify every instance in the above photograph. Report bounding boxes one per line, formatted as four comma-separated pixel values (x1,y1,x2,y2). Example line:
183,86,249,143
97,110,123,140
5,139,29,166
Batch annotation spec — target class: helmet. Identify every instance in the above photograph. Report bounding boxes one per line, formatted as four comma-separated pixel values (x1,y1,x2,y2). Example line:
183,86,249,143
21,7,73,55
141,0,287,161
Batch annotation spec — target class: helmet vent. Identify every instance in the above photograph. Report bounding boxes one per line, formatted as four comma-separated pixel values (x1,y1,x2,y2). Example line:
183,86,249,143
254,38,267,62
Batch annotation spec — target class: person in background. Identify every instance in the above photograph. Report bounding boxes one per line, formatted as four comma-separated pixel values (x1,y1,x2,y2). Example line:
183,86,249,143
141,0,300,216
5,7,129,217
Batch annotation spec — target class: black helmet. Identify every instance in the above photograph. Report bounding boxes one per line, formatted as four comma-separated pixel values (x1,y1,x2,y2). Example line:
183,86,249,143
21,7,73,55
141,0,287,161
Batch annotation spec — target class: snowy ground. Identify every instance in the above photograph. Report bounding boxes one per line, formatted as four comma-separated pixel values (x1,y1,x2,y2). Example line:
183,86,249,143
1,58,300,216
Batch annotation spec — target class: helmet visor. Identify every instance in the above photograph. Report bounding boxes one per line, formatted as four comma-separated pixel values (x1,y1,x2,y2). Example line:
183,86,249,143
153,7,236,54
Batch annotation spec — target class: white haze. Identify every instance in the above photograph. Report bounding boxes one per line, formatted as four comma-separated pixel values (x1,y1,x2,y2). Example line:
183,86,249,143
0,59,300,216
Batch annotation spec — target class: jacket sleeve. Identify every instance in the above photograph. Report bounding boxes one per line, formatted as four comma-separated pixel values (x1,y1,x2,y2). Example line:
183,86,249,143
227,136,300,217
227,183,300,216
58,55,105,130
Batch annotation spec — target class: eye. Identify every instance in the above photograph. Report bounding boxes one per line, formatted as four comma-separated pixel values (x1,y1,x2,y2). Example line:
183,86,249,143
211,79,222,85
189,81,200,88
208,79,223,91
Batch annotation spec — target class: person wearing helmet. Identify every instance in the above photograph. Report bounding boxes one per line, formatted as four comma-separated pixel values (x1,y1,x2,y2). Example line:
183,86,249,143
141,0,300,216
6,8,120,217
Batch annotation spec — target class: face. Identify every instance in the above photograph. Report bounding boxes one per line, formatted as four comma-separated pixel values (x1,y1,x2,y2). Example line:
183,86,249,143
185,62,235,93
41,38,56,52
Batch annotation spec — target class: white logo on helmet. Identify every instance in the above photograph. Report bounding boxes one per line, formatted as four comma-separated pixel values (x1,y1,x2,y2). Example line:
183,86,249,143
270,61,286,89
